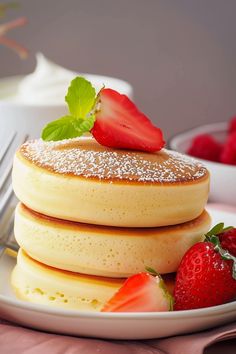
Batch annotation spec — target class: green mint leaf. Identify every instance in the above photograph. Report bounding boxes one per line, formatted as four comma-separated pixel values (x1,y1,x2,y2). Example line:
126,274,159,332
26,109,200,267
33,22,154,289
77,114,95,132
65,77,96,119
41,77,98,141
41,115,96,141
42,116,83,141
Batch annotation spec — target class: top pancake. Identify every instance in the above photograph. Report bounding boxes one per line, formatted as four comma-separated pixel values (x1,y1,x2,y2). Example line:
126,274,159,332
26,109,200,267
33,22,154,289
13,137,209,227
18,137,208,184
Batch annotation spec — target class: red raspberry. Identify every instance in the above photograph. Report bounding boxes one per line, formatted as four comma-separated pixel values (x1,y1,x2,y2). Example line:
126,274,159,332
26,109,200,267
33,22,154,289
229,116,236,133
187,134,222,162
220,131,236,165
219,228,236,257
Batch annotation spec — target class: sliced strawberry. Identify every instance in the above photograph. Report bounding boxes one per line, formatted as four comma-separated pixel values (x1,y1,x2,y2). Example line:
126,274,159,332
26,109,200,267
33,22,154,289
174,229,236,311
101,272,173,312
91,89,165,152
219,228,236,257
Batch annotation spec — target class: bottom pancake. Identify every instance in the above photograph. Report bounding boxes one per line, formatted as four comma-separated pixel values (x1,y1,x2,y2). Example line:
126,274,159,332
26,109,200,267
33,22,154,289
11,249,123,311
11,249,175,311
14,204,211,277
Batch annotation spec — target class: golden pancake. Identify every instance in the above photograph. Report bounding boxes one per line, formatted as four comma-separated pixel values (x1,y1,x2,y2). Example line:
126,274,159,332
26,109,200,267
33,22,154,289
12,138,209,227
11,249,123,311
15,203,211,277
11,249,175,311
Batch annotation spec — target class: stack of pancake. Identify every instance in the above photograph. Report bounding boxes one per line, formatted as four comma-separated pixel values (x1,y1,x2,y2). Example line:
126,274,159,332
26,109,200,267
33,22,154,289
11,137,210,311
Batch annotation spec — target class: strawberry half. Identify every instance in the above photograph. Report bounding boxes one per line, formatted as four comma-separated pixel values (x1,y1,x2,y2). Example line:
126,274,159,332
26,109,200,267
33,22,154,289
92,89,165,152
174,224,236,311
101,272,173,312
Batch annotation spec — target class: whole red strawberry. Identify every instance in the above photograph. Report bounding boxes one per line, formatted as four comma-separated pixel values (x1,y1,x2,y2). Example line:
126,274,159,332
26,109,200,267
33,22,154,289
174,223,236,310
92,88,165,152
219,228,236,257
187,134,222,162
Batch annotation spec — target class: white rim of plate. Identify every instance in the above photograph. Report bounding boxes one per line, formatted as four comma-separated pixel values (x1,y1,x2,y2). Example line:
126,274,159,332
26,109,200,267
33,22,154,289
0,293,235,319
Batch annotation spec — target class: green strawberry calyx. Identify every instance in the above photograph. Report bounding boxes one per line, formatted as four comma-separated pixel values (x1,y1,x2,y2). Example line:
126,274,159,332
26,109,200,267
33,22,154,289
145,267,174,311
205,223,236,280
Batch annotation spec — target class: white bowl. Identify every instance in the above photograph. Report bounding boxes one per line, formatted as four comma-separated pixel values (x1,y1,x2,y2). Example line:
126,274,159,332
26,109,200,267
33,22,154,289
169,122,236,206
0,74,133,139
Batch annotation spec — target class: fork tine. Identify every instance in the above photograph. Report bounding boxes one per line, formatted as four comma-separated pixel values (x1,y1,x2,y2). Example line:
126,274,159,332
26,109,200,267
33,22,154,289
0,159,13,191
0,191,18,253
0,186,15,235
0,131,16,164
0,133,28,252
0,133,28,200
0,184,13,217
1,207,15,242
0,194,14,229
6,228,19,252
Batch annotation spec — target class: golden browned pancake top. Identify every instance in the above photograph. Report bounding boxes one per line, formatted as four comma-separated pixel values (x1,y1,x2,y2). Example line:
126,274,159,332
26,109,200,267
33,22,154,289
19,137,208,184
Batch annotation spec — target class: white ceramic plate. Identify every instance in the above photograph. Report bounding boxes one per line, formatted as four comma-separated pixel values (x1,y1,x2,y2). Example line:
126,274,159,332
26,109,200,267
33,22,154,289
0,206,236,340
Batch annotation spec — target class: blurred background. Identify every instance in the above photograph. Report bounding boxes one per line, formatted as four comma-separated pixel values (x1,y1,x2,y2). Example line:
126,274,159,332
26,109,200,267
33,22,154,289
1,0,236,139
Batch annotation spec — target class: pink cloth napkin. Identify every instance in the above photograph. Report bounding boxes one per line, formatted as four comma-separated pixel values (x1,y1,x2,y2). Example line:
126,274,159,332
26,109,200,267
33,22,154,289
0,319,235,354
1,203,235,354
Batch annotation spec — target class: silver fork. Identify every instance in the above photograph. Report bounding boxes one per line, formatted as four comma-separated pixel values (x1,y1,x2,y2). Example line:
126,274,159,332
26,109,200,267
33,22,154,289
0,196,19,257
0,132,28,256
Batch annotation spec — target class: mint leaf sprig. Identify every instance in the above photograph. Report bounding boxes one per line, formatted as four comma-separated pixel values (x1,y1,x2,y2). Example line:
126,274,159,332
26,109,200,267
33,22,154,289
42,77,97,141
205,223,236,280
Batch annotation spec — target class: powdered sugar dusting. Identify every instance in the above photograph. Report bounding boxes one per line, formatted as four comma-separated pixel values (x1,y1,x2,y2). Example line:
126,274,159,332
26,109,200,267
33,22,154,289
19,138,208,183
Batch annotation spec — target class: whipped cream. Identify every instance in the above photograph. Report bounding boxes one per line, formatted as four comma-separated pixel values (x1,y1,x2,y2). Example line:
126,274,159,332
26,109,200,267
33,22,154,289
1,53,133,105
17,53,77,104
